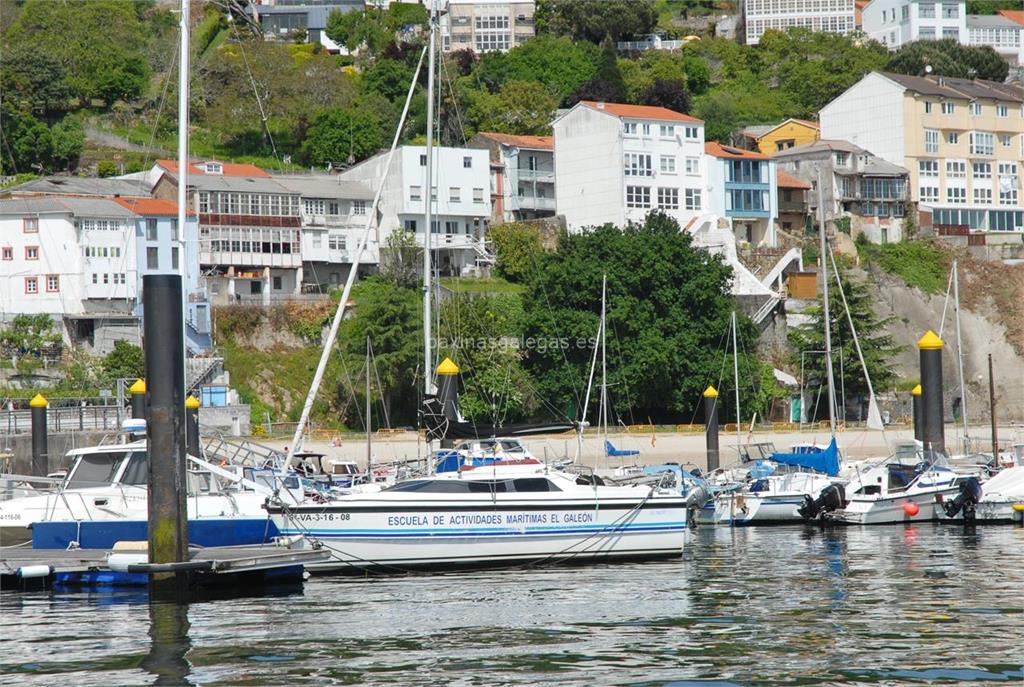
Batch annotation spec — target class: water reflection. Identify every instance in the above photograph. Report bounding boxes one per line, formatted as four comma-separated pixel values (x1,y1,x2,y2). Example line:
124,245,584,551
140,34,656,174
141,601,192,686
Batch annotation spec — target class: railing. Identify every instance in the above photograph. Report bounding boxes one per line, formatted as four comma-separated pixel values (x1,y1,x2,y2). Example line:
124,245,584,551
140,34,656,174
516,195,556,210
617,39,685,51
516,168,555,183
0,404,124,434
778,200,809,213
224,293,331,305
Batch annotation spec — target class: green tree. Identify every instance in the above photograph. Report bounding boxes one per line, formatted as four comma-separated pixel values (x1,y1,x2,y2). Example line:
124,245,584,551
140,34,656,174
468,80,558,135
788,267,900,417
362,58,416,101
536,0,658,43
379,229,422,289
521,212,748,423
325,7,391,55
0,45,72,116
301,104,388,167
1,314,60,358
102,340,145,381
338,277,422,424
49,116,85,171
476,36,600,104
887,39,1009,82
490,223,544,282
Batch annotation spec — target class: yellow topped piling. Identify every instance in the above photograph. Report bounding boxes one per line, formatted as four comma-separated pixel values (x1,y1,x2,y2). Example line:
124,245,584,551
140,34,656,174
29,393,48,408
436,358,460,375
185,395,200,409
911,384,922,397
129,378,147,395
917,331,944,350
703,385,719,398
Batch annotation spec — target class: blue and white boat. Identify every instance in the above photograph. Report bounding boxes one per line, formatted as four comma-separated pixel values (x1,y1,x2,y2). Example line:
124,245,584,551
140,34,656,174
267,458,687,573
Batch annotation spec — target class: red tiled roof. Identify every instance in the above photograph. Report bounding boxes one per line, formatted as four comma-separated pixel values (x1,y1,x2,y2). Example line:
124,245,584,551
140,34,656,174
580,101,702,123
704,141,770,160
776,170,811,190
113,197,195,217
476,132,554,150
156,159,271,178
999,10,1024,25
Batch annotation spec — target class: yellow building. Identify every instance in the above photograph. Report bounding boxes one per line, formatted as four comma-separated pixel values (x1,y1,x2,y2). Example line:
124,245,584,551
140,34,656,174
736,119,821,156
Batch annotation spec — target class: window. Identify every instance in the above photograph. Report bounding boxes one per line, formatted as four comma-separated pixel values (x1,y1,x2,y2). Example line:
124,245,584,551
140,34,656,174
473,188,485,203
997,104,1009,117
329,235,346,251
657,187,679,209
1000,187,1018,206
1,247,10,261
410,185,422,201
449,187,461,202
22,217,39,233
834,152,849,166
969,102,981,116
146,218,158,241
919,27,936,40
942,3,958,18
946,160,966,177
941,101,955,115
304,199,325,216
147,247,159,269
25,246,38,260
1001,134,1013,148
924,102,932,114
353,201,366,215
660,156,677,174
171,247,179,270
947,132,959,145
463,156,472,168
925,129,939,153
404,219,417,232
919,186,939,203
642,123,651,136
902,4,910,19
170,220,178,242
204,161,223,174
998,162,1017,177
23,277,38,294
273,276,282,290
969,131,994,155
919,160,939,177
684,188,701,210
973,187,992,204
942,27,959,39
327,202,339,216
45,274,59,292
623,122,638,135
624,153,653,177
727,159,763,183
919,2,935,17
685,157,699,175
947,187,966,204
972,162,991,179
625,186,651,208
684,126,699,140
419,154,427,166
659,124,675,138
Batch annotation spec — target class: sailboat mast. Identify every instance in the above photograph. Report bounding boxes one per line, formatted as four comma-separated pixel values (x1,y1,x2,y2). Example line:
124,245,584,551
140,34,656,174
177,0,189,423
731,311,741,456
952,259,969,449
818,166,837,435
423,0,437,399
366,336,372,474
601,275,608,466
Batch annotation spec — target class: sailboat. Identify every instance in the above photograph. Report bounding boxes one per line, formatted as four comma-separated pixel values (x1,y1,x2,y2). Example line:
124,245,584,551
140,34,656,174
266,4,687,572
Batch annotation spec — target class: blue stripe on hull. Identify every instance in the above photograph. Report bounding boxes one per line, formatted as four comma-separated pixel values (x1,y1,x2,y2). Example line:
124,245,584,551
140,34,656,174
281,522,687,538
32,518,278,549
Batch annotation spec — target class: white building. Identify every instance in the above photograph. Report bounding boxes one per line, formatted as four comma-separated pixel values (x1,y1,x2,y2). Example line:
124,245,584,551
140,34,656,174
273,175,378,290
440,0,535,53
863,0,1023,63
552,100,707,233
743,0,856,46
467,132,555,223
704,142,779,247
338,145,492,275
0,196,207,354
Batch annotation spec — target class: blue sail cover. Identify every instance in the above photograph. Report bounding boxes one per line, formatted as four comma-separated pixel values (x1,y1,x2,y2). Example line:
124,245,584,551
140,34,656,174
770,438,840,476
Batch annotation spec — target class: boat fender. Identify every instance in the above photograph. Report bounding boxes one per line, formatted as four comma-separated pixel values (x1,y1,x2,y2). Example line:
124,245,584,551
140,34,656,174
903,502,920,517
16,565,51,579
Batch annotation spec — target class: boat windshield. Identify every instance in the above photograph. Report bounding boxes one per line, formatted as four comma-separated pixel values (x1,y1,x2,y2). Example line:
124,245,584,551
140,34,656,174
385,477,560,493
119,452,148,486
65,452,129,488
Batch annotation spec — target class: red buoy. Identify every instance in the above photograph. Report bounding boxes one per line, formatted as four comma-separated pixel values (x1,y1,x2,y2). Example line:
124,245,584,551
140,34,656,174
903,501,920,517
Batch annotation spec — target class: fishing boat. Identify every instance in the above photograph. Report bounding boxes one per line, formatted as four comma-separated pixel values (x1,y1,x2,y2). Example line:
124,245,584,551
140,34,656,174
267,458,686,572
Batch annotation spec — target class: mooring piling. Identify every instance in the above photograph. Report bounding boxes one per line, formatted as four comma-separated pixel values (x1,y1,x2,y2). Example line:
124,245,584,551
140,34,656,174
704,385,720,473
918,331,945,456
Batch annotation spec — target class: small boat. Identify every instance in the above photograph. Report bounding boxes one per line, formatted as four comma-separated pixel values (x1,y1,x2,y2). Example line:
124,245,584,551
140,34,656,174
936,464,1024,524
266,458,687,573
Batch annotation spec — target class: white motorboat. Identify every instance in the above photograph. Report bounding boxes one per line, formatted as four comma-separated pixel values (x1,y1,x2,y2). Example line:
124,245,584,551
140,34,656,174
267,458,687,573
936,465,1024,524
714,469,842,525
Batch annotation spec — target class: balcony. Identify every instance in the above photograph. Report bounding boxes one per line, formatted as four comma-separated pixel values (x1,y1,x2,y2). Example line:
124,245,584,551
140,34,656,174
516,168,555,184
516,195,556,211
778,200,809,214
200,249,302,269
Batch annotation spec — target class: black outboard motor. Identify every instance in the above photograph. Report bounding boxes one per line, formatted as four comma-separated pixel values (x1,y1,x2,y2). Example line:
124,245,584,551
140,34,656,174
941,476,982,521
798,483,846,521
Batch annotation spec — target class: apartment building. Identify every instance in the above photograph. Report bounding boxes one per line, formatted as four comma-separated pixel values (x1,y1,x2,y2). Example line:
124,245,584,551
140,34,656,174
338,145,492,275
152,159,306,304
863,0,1023,63
440,0,535,53
704,143,779,247
743,0,856,46
0,196,207,354
273,175,377,290
773,139,910,242
820,72,1024,232
552,101,707,233
467,132,555,223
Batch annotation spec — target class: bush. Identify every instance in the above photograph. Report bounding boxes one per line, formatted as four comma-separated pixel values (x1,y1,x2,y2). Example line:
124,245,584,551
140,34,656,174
102,340,144,380
859,239,949,294
490,223,543,283
97,160,117,177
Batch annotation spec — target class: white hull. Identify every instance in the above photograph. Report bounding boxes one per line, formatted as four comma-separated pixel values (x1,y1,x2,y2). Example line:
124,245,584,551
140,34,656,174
712,492,810,524
270,495,686,572
838,487,961,525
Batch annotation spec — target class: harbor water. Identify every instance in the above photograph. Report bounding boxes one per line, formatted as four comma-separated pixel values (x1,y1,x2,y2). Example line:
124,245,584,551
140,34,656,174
2,525,1022,686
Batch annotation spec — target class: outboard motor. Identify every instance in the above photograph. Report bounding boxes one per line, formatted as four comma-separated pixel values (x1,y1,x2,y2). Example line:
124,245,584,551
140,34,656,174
683,484,711,529
941,476,982,522
798,483,845,521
